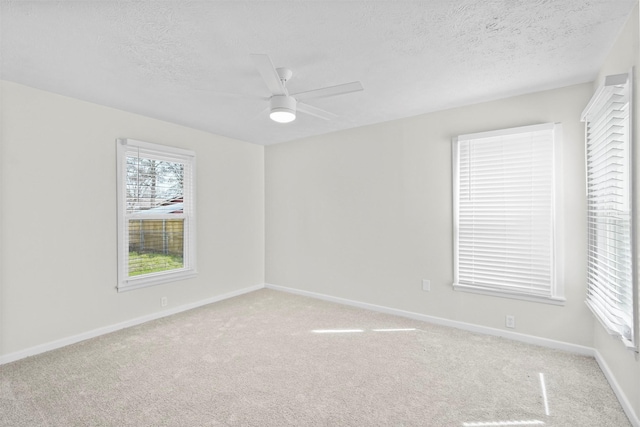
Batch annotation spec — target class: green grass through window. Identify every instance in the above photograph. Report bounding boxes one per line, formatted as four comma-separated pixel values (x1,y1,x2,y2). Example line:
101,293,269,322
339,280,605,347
129,252,184,276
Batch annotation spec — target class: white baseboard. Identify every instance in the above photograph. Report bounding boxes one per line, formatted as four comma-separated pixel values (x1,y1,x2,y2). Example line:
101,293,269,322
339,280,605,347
265,283,594,356
0,283,265,365
594,350,640,427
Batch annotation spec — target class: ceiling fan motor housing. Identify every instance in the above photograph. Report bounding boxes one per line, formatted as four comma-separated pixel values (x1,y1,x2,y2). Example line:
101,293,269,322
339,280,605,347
270,95,297,123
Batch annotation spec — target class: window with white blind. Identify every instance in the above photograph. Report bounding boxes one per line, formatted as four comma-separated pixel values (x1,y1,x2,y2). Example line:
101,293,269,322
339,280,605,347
116,138,197,292
582,72,636,350
452,123,564,304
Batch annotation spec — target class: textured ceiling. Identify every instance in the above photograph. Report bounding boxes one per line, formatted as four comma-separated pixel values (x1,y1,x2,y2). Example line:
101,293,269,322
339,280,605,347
1,1,637,145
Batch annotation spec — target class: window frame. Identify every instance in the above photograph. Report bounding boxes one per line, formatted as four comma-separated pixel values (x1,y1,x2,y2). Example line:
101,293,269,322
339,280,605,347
116,138,197,292
452,122,565,305
582,71,637,350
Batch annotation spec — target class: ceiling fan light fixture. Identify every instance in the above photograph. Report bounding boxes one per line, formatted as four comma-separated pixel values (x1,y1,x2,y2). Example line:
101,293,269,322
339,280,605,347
270,95,296,123
270,109,296,123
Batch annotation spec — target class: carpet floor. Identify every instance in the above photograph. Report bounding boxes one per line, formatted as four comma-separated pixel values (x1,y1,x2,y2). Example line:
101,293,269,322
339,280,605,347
0,288,631,426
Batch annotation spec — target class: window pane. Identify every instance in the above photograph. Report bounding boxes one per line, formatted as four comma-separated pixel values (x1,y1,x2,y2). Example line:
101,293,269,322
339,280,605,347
128,219,184,276
126,157,184,214
117,138,196,291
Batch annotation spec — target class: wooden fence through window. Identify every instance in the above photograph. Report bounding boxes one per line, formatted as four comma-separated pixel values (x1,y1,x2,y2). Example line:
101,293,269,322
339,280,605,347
128,219,184,256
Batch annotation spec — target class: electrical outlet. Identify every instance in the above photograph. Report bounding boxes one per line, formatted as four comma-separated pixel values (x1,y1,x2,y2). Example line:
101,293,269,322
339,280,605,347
422,279,431,291
161,297,168,307
505,315,515,329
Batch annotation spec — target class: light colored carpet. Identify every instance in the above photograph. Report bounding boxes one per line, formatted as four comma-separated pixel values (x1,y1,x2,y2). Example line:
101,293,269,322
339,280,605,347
0,288,631,426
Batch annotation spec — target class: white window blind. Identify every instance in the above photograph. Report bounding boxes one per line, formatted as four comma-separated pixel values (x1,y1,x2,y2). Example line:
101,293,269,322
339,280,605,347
453,123,563,303
117,139,197,292
582,72,636,349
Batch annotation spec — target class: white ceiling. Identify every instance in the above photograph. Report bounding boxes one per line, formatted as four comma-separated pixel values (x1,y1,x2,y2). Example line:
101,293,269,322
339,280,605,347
1,1,637,145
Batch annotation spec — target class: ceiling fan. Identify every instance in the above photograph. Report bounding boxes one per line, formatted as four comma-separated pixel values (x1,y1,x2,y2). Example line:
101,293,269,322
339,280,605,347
250,54,364,123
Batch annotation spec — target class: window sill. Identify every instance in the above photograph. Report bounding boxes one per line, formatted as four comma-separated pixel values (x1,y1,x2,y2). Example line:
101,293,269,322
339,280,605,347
586,300,637,351
118,269,198,292
453,283,566,306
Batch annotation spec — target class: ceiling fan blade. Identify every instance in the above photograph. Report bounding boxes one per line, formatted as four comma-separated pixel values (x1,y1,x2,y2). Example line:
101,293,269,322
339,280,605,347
291,81,363,101
250,54,287,96
297,102,338,120
254,106,270,120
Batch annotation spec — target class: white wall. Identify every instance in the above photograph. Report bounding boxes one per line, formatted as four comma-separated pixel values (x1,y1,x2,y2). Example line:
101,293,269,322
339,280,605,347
266,81,594,347
591,3,640,422
0,81,265,357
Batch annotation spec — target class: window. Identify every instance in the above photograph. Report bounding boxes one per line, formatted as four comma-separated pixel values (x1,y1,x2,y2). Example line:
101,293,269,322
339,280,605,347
452,123,564,304
582,72,636,350
117,138,196,292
